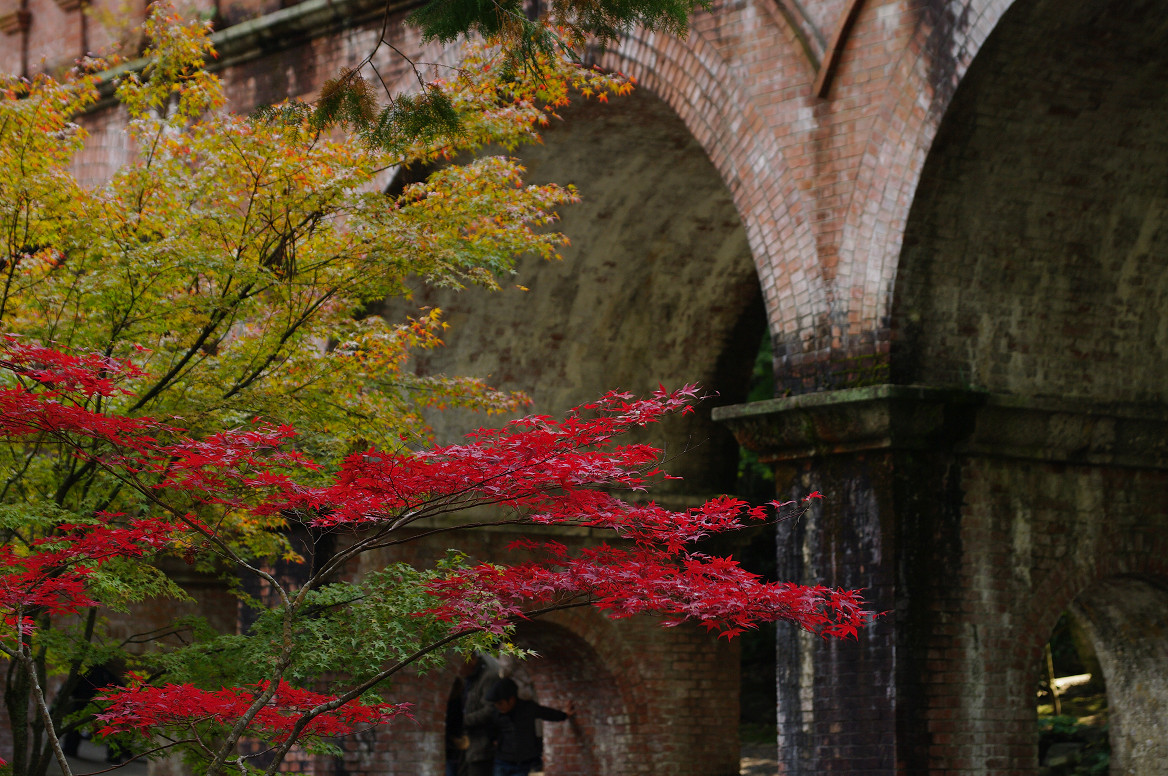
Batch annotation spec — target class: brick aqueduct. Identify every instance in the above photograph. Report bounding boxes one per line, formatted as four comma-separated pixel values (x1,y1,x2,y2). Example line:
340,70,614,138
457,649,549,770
5,0,1168,773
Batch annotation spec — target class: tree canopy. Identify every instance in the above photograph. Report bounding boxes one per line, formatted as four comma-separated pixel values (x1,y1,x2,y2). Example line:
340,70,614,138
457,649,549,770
0,338,871,776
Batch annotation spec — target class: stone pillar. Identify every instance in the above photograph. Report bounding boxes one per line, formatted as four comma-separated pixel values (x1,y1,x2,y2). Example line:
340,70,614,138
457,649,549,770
714,386,1168,776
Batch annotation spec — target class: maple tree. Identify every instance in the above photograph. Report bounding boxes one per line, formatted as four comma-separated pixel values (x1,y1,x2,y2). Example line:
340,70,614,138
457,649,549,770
0,338,872,776
0,5,640,774
1,6,639,455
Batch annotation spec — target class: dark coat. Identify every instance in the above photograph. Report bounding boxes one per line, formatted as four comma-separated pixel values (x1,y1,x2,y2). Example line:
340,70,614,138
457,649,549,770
493,699,569,764
461,656,500,764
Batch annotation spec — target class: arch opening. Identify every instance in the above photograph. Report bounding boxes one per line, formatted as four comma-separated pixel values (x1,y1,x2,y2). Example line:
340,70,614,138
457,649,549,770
506,620,634,776
1035,609,1109,775
382,86,766,493
1056,576,1168,774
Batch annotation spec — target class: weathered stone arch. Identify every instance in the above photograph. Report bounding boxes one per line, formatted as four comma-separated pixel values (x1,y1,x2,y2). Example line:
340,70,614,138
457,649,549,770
508,618,636,776
598,20,824,363
502,607,742,775
1069,576,1168,774
892,0,1168,398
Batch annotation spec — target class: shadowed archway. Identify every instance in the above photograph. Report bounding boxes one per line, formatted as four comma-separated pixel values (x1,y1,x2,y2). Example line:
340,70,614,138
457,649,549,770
384,86,765,495
508,620,635,776
892,0,1168,400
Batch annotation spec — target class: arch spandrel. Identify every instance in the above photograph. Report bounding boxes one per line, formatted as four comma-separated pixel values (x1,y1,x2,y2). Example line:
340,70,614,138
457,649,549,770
596,0,1046,394
613,0,1022,391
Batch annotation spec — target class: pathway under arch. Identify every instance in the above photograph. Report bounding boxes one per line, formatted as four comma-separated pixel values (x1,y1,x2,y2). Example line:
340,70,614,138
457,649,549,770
508,619,636,776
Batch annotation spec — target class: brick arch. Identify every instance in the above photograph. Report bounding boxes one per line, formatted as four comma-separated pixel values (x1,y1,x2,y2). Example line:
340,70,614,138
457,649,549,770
1022,491,1168,651
360,605,739,776
837,0,1018,360
389,14,825,345
384,81,766,492
875,3,1168,770
379,638,637,776
507,618,637,776
1018,560,1168,775
504,606,739,776
922,458,1168,776
597,24,822,355
1067,576,1168,773
1018,499,1168,672
1013,575,1168,776
890,0,1168,400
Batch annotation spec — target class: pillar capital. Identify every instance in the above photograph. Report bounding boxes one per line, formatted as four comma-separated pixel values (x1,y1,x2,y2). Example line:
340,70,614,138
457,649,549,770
714,385,1168,470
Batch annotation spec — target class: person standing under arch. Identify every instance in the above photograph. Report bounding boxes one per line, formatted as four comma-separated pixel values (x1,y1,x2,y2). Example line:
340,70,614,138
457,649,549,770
485,677,574,776
459,653,501,776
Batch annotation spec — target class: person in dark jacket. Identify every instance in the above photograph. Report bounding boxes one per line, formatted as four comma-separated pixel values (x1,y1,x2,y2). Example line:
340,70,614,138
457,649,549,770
485,677,574,776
